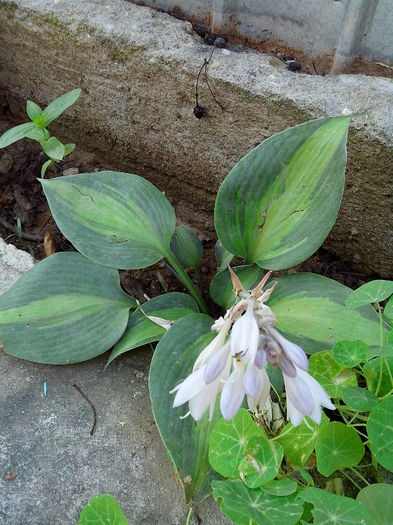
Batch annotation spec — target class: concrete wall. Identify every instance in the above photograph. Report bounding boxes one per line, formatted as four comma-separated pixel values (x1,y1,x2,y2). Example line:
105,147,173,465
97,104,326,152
135,0,393,70
0,0,392,277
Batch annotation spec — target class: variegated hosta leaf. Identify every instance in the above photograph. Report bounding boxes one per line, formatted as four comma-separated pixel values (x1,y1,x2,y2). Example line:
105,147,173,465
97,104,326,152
149,314,219,503
107,292,198,366
215,116,350,270
41,171,176,270
267,273,385,354
0,253,135,364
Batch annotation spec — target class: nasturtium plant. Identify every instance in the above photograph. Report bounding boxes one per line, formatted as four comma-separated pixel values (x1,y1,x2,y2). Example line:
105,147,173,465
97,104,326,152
78,494,128,525
0,88,81,177
1,114,391,523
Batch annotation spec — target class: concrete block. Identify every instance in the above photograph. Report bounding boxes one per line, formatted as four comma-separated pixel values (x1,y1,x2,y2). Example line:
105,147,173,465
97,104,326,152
0,245,230,523
0,0,392,276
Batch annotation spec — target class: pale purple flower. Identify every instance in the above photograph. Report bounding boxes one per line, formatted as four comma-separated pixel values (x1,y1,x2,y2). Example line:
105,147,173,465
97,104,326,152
283,365,335,426
170,270,335,427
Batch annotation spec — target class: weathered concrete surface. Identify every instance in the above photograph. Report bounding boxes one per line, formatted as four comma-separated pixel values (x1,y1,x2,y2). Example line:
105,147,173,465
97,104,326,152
0,238,34,294
0,0,392,277
0,243,231,524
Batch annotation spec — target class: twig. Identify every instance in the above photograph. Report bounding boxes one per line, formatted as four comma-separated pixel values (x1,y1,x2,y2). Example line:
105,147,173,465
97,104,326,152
0,216,43,242
73,384,97,436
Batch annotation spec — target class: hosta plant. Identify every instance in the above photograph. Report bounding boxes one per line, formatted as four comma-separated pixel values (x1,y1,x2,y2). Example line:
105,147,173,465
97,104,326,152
1,115,391,525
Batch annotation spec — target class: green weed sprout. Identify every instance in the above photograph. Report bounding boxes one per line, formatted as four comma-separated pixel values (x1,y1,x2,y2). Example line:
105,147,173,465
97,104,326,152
0,88,81,177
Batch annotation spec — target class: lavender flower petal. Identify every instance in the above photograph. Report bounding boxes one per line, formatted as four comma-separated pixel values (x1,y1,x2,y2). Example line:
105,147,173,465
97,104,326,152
220,365,245,420
270,327,309,371
283,373,314,415
279,353,296,377
254,348,267,369
243,364,262,398
204,342,230,384
171,366,206,407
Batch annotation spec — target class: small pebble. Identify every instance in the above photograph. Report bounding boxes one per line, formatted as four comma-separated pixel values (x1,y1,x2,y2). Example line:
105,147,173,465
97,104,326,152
204,34,217,46
210,61,220,69
193,23,206,38
62,167,79,177
214,37,227,48
342,107,352,116
287,60,301,72
247,69,257,77
221,48,231,55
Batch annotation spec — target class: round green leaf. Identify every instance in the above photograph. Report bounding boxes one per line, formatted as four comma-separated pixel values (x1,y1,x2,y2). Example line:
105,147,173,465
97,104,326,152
332,340,368,367
41,136,65,161
43,88,81,125
277,413,329,467
367,396,393,472
0,252,135,364
345,280,393,308
78,494,128,525
209,408,264,479
210,265,264,310
107,292,198,365
261,478,298,496
238,436,283,488
384,295,393,320
357,483,393,525
316,422,365,476
342,387,378,411
364,356,393,397
212,479,304,525
299,487,372,525
149,313,218,502
215,116,350,270
308,351,357,398
170,225,203,270
41,171,176,270
267,273,384,355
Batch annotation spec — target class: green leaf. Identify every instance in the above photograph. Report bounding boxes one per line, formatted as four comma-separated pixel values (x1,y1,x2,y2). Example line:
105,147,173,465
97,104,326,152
41,159,52,178
261,478,298,496
0,122,37,148
170,225,203,270
149,314,218,502
238,436,283,488
41,136,65,161
0,252,135,364
332,340,368,367
299,487,372,525
212,480,304,525
210,265,264,310
215,240,234,272
64,143,75,156
367,396,393,472
26,100,43,122
364,344,393,361
357,483,393,525
315,422,365,476
215,116,350,270
43,88,81,125
308,351,357,398
107,292,198,366
26,126,48,142
384,296,393,320
78,494,128,525
342,387,378,411
364,356,393,397
276,413,329,467
267,273,384,355
345,280,393,308
209,409,264,479
41,171,176,270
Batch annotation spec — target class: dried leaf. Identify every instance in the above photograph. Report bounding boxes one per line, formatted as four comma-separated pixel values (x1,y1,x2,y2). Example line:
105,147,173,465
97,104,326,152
44,226,56,256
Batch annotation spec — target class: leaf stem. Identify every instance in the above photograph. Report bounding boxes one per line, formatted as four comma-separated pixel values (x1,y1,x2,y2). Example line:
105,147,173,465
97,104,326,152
339,469,362,491
165,249,209,314
348,466,370,486
185,507,193,525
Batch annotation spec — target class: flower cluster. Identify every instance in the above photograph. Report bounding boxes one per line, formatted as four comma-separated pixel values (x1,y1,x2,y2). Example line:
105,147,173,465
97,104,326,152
170,271,335,427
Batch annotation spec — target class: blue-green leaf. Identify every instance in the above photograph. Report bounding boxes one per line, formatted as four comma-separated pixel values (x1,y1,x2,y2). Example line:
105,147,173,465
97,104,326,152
215,116,350,270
